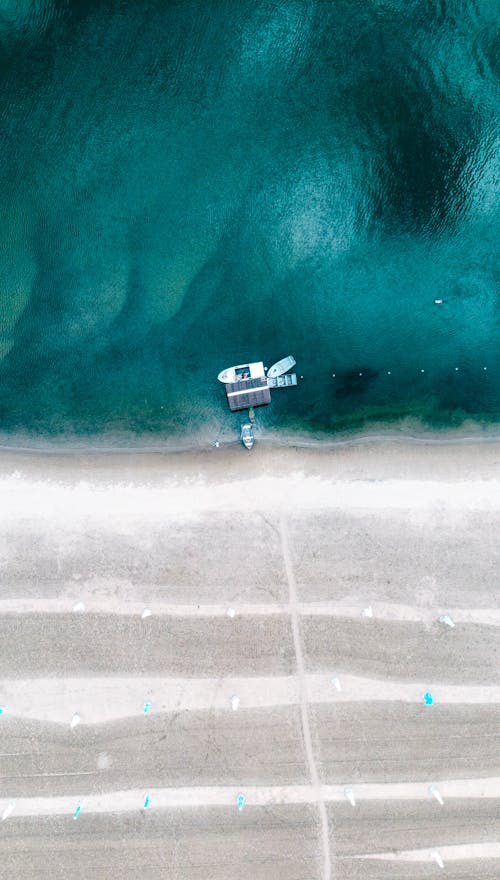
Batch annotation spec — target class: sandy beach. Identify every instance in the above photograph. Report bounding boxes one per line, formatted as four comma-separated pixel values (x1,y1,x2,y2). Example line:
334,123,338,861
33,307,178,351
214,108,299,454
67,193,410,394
0,437,499,878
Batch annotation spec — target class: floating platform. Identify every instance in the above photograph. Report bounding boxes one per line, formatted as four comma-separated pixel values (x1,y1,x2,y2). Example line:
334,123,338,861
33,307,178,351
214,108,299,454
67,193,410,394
218,357,296,411
225,376,271,411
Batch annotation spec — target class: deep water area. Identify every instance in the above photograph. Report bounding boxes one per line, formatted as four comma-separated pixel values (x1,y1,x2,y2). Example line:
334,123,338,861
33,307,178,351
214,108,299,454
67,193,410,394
0,0,498,443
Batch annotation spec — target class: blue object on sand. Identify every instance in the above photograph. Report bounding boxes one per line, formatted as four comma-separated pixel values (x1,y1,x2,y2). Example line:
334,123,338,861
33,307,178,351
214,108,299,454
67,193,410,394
236,793,246,811
143,701,152,714
143,794,150,809
73,804,81,820
423,692,434,705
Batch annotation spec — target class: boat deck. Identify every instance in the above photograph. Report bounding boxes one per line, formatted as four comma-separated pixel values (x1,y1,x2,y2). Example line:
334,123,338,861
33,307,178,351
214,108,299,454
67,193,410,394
267,373,298,388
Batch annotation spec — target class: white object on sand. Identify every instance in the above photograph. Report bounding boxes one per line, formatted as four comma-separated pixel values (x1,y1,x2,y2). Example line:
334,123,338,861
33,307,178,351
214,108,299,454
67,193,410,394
1,802,15,822
331,677,342,692
431,851,444,868
226,608,236,619
72,602,85,612
438,614,455,628
344,787,356,807
70,713,80,729
141,608,152,619
361,606,373,618
230,695,240,711
429,785,444,805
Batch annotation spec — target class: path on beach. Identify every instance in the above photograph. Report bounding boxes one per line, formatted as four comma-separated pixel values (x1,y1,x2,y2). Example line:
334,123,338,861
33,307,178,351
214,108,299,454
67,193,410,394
0,444,499,879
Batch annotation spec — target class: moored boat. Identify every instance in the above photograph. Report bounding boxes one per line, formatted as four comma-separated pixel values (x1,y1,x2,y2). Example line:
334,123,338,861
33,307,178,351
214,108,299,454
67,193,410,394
267,373,297,388
240,423,254,449
266,355,296,378
217,361,265,384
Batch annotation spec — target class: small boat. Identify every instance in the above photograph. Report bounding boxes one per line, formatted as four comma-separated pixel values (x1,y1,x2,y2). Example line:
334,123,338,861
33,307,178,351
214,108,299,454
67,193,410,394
217,361,265,384
240,423,254,450
267,373,297,388
266,355,296,378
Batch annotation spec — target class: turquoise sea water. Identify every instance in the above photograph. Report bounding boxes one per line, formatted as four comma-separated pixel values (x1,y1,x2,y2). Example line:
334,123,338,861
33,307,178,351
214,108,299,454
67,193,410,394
0,0,498,444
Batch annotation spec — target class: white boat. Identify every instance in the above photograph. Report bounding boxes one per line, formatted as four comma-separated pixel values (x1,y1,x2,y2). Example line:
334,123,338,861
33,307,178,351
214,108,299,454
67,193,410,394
267,373,297,388
240,423,254,450
266,355,296,378
217,361,265,384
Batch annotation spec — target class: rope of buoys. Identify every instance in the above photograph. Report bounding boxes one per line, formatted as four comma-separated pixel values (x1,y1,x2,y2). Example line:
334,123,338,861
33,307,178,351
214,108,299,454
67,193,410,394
324,366,488,380
328,366,491,376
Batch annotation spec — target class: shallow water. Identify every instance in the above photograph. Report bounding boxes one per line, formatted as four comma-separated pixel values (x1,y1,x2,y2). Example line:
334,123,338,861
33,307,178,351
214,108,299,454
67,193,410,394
0,0,498,444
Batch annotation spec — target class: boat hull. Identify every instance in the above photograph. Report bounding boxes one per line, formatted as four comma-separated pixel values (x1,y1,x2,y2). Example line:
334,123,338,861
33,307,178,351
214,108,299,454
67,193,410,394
217,362,265,384
240,423,254,449
266,355,296,378
267,373,297,388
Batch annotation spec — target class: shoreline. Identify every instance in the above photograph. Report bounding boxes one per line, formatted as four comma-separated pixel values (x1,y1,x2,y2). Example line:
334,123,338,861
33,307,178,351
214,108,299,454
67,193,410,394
0,423,500,458
0,414,499,457
0,435,499,493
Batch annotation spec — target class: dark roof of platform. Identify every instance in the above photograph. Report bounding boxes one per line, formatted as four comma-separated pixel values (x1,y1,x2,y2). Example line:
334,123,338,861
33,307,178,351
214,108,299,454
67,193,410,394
225,376,271,411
